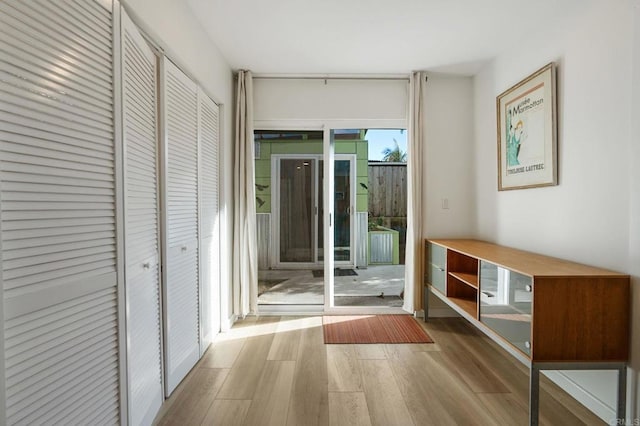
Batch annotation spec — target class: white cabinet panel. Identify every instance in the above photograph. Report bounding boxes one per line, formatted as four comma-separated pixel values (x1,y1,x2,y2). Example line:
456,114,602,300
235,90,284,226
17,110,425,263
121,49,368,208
162,58,200,396
198,90,220,353
121,8,163,426
0,1,120,423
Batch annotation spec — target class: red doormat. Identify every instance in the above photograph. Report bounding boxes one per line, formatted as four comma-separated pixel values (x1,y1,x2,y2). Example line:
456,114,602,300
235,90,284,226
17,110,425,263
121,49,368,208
323,315,434,344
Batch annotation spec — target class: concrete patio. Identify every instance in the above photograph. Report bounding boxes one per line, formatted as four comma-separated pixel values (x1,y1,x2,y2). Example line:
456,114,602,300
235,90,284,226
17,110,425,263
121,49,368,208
257,264,405,306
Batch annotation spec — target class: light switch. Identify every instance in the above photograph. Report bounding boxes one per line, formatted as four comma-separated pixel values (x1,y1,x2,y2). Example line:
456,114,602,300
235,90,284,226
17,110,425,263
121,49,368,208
442,198,449,209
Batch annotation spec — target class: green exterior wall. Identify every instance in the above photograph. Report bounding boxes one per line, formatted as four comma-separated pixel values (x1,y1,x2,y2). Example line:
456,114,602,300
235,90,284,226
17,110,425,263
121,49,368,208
254,137,369,214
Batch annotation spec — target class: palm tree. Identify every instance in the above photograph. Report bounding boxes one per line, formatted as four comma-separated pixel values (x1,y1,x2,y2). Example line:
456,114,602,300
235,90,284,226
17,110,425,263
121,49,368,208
381,138,407,162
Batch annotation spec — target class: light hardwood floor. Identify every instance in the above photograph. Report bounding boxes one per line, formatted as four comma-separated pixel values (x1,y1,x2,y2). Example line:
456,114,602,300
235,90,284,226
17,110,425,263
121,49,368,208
154,316,604,426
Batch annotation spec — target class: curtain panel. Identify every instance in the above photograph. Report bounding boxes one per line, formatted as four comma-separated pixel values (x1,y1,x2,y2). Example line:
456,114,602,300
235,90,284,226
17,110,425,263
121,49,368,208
404,71,428,314
233,70,258,316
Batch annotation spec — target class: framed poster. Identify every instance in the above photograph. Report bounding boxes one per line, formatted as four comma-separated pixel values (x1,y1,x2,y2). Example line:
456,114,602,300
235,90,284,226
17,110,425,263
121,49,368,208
497,63,557,190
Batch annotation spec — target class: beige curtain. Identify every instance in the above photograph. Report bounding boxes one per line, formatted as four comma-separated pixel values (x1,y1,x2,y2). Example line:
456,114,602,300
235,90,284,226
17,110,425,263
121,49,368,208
404,71,427,314
233,70,258,316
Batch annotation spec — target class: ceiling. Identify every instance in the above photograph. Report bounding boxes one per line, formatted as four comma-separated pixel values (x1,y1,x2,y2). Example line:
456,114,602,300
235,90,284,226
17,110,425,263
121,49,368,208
187,0,591,76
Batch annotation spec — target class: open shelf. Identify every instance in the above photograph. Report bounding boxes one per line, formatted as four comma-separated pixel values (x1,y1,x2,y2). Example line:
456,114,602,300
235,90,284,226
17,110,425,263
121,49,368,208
448,297,477,318
448,271,478,288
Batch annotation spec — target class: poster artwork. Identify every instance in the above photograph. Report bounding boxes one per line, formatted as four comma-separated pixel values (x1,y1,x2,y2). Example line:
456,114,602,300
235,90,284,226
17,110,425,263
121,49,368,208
497,62,556,190
505,83,546,176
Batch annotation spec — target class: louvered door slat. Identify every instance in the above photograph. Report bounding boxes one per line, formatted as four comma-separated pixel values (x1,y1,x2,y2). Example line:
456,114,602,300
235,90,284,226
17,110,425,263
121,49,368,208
0,31,112,93
8,341,118,405
15,354,118,425
163,58,200,396
0,127,114,154
5,291,118,424
0,97,113,137
52,378,119,425
44,1,112,49
4,244,112,271
0,83,112,126
3,214,113,229
28,0,113,57
198,90,220,353
62,0,112,34
4,182,109,195
0,56,113,108
69,0,112,26
0,3,112,68
3,238,115,262
0,27,112,90
3,222,114,239
1,91,113,131
0,114,113,148
0,1,120,424
120,8,164,426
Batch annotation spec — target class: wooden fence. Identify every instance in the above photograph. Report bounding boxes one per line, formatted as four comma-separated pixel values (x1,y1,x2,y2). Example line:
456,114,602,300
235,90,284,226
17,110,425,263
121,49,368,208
368,163,407,263
368,163,407,217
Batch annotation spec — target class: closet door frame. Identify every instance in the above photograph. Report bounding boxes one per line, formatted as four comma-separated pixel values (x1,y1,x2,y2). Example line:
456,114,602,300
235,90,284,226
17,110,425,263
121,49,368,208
160,57,201,396
119,5,166,425
197,89,221,355
159,54,170,398
0,108,5,426
112,3,128,425
196,92,204,354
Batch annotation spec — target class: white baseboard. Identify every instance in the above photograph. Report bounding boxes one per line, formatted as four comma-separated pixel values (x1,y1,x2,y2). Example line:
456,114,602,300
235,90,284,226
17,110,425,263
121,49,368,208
543,371,615,423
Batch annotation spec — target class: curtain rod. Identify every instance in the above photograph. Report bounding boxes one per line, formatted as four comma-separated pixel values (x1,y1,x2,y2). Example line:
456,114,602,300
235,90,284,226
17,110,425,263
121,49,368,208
250,74,410,81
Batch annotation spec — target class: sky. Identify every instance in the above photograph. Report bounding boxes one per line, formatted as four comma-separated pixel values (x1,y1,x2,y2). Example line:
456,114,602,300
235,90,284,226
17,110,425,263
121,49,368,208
365,129,407,161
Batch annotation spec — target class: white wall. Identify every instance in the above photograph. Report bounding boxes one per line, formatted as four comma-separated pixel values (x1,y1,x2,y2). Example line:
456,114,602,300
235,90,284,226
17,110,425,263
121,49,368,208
424,74,476,239
629,0,640,418
253,77,408,127
122,0,236,328
424,74,476,315
473,0,637,421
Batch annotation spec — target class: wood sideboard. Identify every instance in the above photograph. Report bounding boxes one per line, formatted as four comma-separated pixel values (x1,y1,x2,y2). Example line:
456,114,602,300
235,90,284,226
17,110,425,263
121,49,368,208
424,239,630,425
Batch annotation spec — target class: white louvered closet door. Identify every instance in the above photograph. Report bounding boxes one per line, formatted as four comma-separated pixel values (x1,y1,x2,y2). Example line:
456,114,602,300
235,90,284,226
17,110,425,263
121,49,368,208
121,9,164,426
0,1,121,424
198,89,221,354
162,58,200,396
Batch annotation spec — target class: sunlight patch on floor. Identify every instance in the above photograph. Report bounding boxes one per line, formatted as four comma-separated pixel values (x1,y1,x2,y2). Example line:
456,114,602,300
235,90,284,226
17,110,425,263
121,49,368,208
215,316,324,341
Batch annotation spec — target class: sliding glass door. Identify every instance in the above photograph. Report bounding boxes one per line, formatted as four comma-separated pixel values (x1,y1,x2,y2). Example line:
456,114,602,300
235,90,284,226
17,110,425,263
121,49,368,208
278,158,316,263
334,158,354,264
327,129,408,309
254,128,406,310
275,155,354,266
255,131,325,306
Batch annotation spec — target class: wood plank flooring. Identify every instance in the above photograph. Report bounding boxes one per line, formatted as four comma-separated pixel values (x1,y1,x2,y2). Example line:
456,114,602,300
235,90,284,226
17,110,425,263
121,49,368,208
154,316,604,426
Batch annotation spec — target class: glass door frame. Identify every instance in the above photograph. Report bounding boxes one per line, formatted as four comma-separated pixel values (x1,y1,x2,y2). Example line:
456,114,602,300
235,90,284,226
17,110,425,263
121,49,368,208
333,154,357,267
253,121,408,314
323,123,408,313
322,128,335,307
271,153,356,269
271,153,323,268
322,129,361,309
